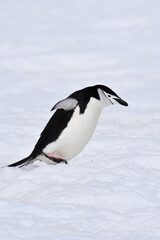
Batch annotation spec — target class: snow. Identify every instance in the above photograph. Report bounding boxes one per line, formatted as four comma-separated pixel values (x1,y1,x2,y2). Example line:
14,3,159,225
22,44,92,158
0,0,160,239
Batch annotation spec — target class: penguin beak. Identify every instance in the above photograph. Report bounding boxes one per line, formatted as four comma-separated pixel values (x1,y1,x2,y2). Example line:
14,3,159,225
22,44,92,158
113,97,128,106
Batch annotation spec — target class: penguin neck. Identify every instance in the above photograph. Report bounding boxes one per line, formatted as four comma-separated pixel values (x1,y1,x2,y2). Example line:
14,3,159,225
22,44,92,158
80,97,103,122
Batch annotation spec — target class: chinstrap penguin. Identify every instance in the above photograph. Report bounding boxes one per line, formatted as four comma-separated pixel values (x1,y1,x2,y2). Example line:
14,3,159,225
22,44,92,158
7,85,128,167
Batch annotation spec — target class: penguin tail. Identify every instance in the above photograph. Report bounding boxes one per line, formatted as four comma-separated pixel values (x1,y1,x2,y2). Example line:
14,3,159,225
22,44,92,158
7,156,35,168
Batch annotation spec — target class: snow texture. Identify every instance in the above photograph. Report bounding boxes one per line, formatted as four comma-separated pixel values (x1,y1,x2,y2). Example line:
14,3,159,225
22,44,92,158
0,0,160,239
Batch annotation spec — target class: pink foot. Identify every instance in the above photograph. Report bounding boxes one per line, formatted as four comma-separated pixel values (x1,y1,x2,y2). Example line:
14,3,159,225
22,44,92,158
43,152,67,164
45,153,64,159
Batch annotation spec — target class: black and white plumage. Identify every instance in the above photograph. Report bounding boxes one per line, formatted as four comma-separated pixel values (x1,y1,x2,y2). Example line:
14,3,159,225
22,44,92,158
8,85,128,167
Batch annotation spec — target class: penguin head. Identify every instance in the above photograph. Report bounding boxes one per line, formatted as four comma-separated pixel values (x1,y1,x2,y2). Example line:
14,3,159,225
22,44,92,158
97,85,128,107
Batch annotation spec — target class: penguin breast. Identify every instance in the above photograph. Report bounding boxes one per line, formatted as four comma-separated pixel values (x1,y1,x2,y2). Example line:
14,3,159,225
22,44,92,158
43,97,103,160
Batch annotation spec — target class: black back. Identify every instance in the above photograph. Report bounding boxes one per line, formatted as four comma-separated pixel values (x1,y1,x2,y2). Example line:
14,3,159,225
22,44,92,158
31,109,74,158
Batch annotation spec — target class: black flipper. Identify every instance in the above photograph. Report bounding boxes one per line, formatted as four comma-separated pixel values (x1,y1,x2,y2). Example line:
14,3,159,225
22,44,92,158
7,156,34,168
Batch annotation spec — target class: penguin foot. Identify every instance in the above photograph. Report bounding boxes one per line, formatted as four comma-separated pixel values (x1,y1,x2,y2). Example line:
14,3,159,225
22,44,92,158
43,153,67,164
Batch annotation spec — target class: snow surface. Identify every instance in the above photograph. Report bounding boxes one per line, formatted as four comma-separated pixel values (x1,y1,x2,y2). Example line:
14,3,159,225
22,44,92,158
0,0,160,239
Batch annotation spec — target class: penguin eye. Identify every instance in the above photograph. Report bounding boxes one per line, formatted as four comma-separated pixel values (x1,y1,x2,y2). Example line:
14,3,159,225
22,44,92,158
101,90,111,99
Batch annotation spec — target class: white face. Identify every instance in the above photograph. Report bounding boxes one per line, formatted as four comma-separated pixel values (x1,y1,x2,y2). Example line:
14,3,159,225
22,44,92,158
98,88,118,107
98,88,128,107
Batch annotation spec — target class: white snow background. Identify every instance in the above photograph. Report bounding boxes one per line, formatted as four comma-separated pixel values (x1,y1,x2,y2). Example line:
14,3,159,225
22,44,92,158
0,0,160,239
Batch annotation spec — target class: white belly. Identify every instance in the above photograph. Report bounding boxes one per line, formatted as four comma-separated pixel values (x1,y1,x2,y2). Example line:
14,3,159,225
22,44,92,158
43,98,103,161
